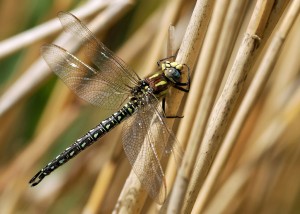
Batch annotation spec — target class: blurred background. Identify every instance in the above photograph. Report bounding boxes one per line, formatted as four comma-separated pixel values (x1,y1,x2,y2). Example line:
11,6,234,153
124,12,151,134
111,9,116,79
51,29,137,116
0,0,299,213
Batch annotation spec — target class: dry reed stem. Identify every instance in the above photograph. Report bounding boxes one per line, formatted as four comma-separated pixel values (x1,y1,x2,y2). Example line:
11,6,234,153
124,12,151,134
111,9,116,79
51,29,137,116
250,17,299,137
0,0,132,118
113,0,197,212
142,0,184,74
174,1,229,206
174,1,212,69
192,0,300,212
182,0,286,212
84,161,117,213
203,163,252,214
0,0,110,59
82,131,123,214
167,1,214,213
205,80,300,213
243,88,300,165
175,0,233,149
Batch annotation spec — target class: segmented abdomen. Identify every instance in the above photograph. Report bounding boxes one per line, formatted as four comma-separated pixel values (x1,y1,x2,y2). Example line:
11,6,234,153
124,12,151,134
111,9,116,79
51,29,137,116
29,101,139,186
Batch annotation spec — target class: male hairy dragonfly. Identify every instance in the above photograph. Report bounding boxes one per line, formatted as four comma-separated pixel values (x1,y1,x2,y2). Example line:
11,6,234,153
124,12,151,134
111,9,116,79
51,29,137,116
29,11,190,203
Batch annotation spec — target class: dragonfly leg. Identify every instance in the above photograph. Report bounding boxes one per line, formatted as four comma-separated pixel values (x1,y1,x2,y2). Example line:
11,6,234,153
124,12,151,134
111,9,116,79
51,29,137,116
162,97,184,118
174,63,191,92
163,63,191,118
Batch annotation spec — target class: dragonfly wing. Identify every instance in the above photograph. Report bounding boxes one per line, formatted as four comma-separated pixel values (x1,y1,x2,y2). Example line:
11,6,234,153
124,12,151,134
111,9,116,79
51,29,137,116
57,12,140,89
41,44,130,109
122,95,180,204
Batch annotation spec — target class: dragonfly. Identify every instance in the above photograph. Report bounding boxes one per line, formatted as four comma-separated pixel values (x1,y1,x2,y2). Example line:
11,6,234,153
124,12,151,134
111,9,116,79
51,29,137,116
29,11,190,204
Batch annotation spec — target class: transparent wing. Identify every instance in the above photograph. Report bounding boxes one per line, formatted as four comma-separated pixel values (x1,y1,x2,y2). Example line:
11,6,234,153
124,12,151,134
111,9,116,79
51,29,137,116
41,11,141,109
122,95,181,204
57,12,140,90
41,44,131,109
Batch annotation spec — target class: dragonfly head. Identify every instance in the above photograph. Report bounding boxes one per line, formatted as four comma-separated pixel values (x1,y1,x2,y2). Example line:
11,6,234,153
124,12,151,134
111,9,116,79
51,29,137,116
162,61,183,84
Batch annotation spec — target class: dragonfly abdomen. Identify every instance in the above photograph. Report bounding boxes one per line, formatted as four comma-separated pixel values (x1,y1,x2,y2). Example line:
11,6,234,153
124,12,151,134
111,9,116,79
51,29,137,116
29,101,139,186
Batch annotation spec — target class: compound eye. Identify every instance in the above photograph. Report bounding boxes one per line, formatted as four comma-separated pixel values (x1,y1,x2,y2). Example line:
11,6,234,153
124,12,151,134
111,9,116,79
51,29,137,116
165,67,181,83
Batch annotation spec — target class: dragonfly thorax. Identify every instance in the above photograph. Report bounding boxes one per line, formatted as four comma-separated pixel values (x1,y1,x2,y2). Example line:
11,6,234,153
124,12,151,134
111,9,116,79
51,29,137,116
131,80,152,94
130,80,153,104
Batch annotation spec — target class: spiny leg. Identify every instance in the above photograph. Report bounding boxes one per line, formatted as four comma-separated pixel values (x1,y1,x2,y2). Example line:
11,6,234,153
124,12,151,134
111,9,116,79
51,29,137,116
174,63,191,92
163,64,191,118
162,97,184,119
